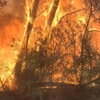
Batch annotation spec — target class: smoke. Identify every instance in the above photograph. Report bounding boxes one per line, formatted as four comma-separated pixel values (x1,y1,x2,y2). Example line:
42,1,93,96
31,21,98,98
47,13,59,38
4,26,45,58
1,0,25,15
0,0,25,71
0,0,25,27
0,0,25,50
1,0,16,14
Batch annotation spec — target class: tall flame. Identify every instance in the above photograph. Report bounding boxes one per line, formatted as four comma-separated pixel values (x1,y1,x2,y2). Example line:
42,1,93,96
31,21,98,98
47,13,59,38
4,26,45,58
0,0,25,89
0,0,100,88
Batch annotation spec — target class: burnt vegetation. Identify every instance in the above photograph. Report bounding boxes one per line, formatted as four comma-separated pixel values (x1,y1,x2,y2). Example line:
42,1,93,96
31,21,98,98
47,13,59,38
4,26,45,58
0,0,100,100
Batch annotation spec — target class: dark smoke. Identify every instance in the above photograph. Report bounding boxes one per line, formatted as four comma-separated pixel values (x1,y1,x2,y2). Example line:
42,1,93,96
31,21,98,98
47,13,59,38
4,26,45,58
0,0,25,28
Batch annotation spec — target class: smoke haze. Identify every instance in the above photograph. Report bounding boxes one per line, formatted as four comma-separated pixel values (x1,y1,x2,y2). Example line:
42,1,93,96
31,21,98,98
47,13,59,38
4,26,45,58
0,0,25,47
0,0,25,68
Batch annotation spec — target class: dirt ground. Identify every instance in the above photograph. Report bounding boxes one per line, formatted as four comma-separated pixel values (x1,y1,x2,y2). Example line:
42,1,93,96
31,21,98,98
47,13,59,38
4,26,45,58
0,84,100,100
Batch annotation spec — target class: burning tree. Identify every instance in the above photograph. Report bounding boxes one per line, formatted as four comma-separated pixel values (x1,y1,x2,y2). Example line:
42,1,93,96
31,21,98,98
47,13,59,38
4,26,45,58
13,0,100,89
0,0,100,100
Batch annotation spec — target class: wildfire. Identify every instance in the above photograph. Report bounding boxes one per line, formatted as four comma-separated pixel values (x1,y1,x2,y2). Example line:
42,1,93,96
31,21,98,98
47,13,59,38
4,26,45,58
0,16,25,89
0,0,100,89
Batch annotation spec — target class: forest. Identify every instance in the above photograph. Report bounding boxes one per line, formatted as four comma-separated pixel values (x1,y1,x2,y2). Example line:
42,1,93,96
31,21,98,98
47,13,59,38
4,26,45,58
0,0,100,100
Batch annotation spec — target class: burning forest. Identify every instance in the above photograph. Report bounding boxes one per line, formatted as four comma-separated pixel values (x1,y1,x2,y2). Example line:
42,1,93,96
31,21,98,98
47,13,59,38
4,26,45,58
0,0,100,100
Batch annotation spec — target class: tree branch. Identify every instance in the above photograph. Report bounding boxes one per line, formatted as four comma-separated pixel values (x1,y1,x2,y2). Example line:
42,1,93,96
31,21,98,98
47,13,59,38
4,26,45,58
57,8,85,25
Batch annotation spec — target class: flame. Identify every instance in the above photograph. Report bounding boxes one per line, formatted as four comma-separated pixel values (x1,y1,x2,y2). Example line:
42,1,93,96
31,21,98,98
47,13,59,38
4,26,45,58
52,73,62,82
77,15,86,25
52,4,66,27
43,1,53,28
0,0,100,89
25,0,34,23
0,19,24,46
50,0,75,27
0,18,25,89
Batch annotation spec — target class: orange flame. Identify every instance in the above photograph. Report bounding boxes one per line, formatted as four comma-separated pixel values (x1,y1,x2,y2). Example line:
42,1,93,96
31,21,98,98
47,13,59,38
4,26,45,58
0,0,100,88
0,18,25,89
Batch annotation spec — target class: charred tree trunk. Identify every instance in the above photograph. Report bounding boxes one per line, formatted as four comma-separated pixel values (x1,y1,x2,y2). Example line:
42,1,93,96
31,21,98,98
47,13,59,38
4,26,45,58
14,0,40,86
47,0,59,28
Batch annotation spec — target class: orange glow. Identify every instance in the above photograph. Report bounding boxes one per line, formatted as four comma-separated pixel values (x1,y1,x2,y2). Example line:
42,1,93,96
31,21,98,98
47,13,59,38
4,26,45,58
0,0,100,88
52,4,66,27
0,19,24,47
52,73,62,82
0,18,24,89
77,15,86,25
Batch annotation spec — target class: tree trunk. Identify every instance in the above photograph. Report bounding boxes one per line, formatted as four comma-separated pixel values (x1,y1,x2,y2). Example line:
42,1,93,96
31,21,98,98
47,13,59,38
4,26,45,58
14,0,40,85
47,0,59,28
